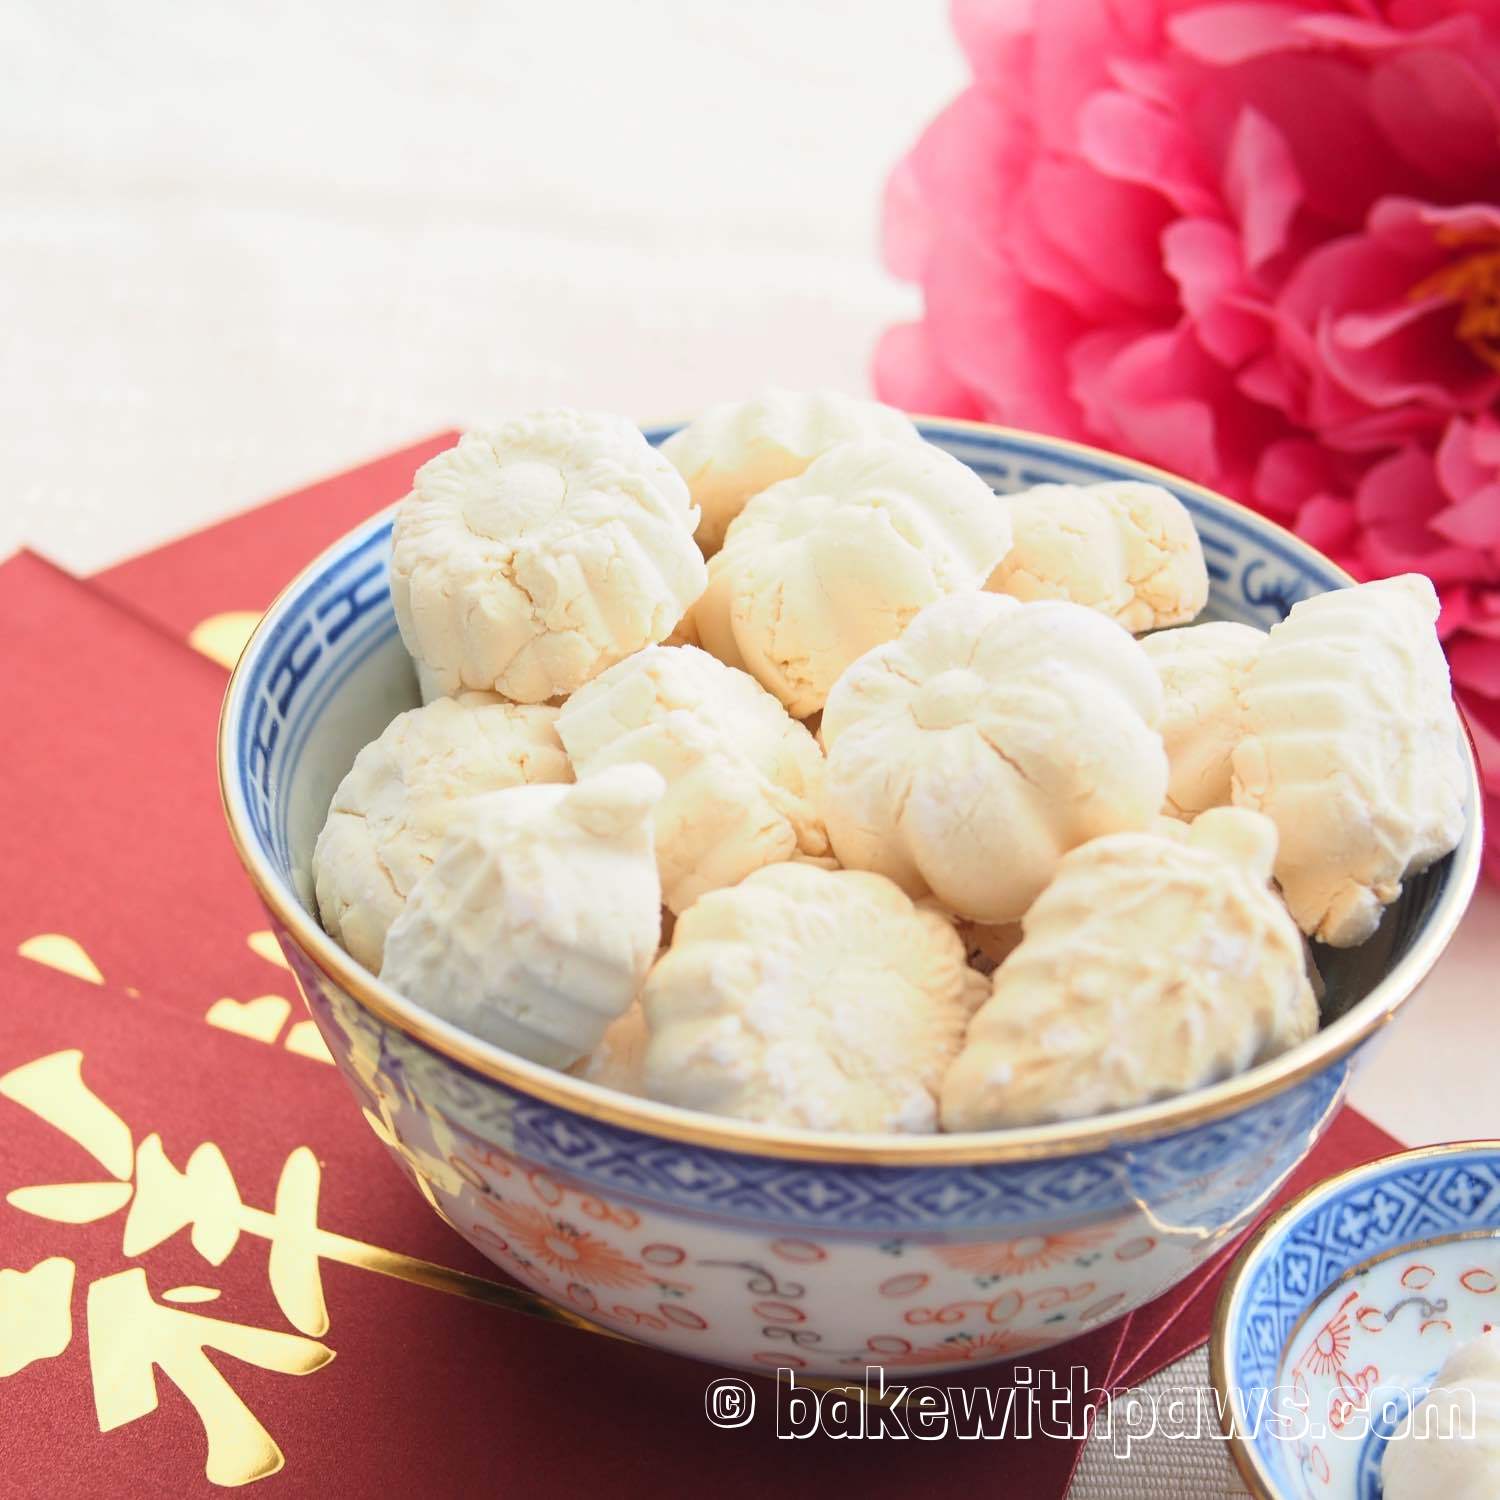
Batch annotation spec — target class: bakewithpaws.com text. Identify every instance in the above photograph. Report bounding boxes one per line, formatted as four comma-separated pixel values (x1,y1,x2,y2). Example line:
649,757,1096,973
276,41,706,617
702,1367,1472,1454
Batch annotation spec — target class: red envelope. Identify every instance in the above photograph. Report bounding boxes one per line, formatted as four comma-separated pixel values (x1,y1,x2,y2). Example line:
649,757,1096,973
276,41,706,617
90,434,455,654
2,553,1136,1498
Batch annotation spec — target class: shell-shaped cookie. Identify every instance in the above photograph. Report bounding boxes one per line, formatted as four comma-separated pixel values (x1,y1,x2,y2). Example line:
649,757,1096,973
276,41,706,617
987,481,1208,632
693,440,1012,717
1231,574,1467,947
1142,621,1267,819
660,389,921,555
641,864,988,1134
380,766,664,1068
940,809,1319,1130
820,592,1168,924
557,646,828,914
390,410,707,703
312,694,572,972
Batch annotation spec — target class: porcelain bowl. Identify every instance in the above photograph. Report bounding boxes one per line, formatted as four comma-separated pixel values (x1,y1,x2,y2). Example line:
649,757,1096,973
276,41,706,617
218,419,1482,1377
1212,1142,1500,1499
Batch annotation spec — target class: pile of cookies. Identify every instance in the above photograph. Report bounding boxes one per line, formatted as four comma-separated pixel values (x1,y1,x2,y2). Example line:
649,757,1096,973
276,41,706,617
312,392,1468,1136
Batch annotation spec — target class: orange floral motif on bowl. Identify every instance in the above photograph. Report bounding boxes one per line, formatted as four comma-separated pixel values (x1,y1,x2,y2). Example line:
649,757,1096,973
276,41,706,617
478,1199,659,1291
936,1228,1108,1279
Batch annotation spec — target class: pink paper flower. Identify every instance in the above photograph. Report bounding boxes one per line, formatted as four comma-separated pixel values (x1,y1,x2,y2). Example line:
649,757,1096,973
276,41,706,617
880,0,1500,877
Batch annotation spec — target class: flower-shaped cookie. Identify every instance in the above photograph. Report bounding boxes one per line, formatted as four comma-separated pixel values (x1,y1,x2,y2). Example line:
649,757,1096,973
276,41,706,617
1142,621,1267,820
660,388,921,554
987,481,1208,632
693,440,1012,716
1232,574,1467,947
941,809,1319,1130
557,645,828,914
820,592,1167,924
390,410,706,702
312,693,571,972
641,863,987,1133
380,765,664,1068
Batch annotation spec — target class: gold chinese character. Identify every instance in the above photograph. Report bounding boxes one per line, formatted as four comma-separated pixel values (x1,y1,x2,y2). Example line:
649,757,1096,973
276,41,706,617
0,1046,605,1488
87,1266,332,1486
0,1256,75,1376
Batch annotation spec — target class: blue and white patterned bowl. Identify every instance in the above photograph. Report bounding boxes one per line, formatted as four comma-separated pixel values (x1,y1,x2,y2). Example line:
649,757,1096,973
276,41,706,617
1212,1142,1500,1499
218,419,1483,1376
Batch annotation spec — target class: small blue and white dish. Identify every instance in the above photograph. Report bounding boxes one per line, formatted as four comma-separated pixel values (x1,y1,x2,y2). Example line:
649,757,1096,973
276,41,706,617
1213,1141,1500,1498
219,419,1484,1376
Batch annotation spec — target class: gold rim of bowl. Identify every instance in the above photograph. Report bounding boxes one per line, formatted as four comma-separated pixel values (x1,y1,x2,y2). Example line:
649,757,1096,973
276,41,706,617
1209,1138,1500,1499
216,417,1486,1168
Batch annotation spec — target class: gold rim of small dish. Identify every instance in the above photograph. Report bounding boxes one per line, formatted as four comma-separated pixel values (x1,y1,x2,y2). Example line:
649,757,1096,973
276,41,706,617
216,417,1486,1168
1209,1139,1500,1500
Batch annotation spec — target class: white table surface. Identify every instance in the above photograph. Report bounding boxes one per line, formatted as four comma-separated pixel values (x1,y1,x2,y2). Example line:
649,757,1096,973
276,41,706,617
5,4,1494,1493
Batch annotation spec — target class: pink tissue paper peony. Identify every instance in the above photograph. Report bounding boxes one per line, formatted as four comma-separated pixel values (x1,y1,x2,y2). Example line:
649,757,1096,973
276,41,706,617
878,0,1500,879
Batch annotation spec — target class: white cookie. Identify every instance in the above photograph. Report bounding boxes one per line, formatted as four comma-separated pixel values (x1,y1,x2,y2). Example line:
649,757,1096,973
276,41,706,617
693,440,1011,716
821,591,1167,924
941,809,1318,1129
391,410,706,702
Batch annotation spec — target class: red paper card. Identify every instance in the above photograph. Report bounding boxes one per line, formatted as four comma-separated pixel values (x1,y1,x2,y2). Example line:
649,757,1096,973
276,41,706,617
0,552,309,1027
89,434,454,657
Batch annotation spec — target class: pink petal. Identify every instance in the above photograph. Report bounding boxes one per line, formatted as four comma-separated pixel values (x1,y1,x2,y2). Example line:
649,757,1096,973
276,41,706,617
872,322,984,420
1106,56,1183,110
1317,402,1451,454
923,237,1087,436
881,158,930,282
1337,294,1452,352
1222,55,1421,227
1449,634,1500,698
1166,4,1309,65
1222,107,1302,270
1005,171,1123,321
1369,195,1500,256
1433,484,1500,549
1068,323,1223,482
1030,158,1176,310
1437,418,1490,502
1076,90,1219,217
1276,234,1412,345
1321,299,1500,415
1439,584,1480,640
1237,351,1301,413
1294,13,1481,54
1446,583,1500,640
1355,444,1445,528
1355,445,1492,583
1253,439,1339,517
905,89,1030,252
1296,494,1360,557
950,0,1037,86
1369,48,1500,191
1472,413,1500,468
1031,0,1148,152
1161,217,1270,365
